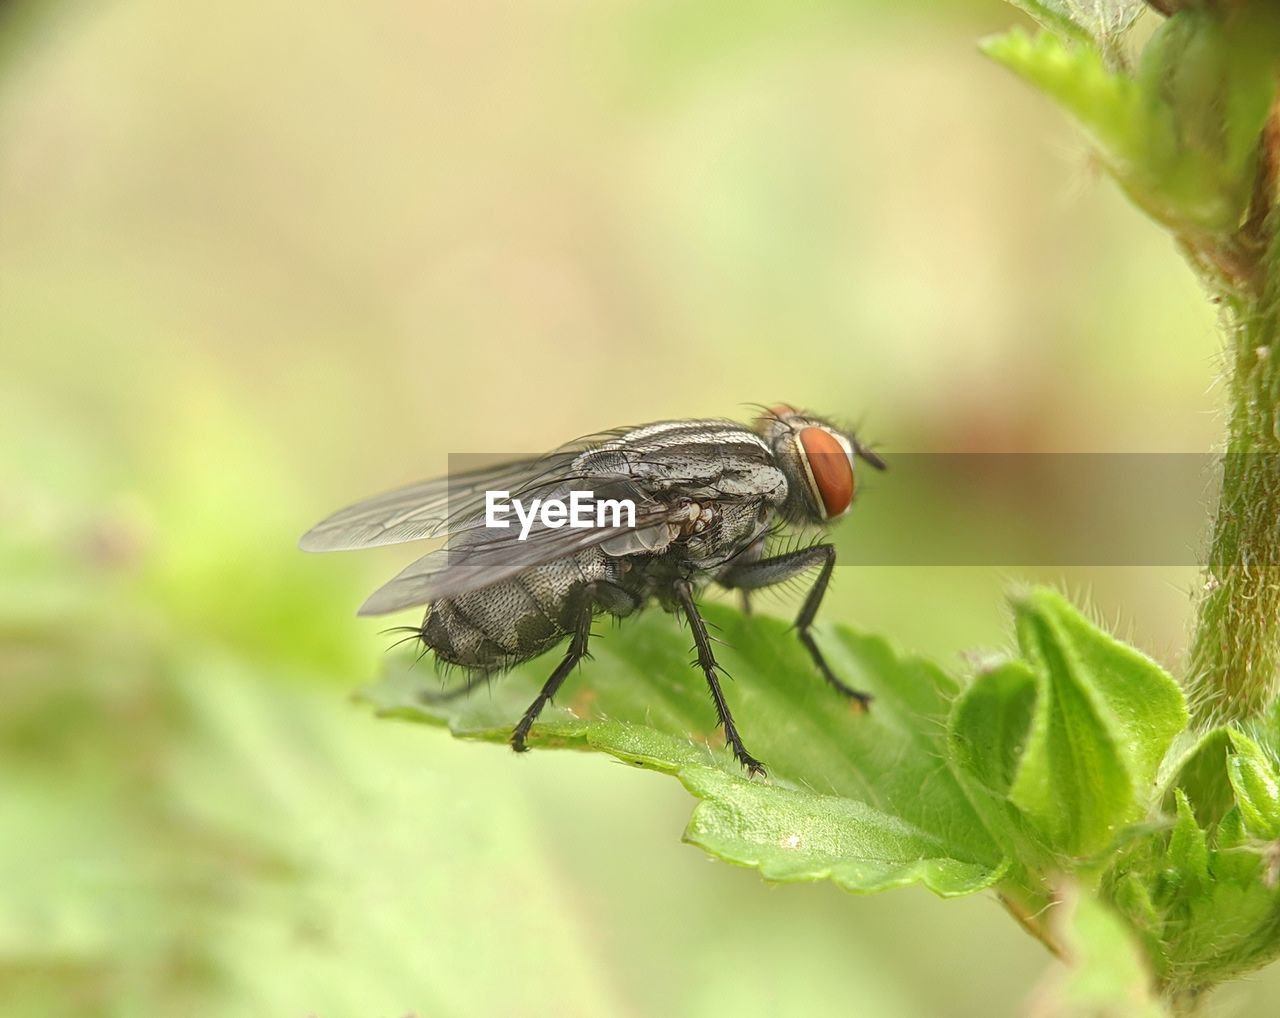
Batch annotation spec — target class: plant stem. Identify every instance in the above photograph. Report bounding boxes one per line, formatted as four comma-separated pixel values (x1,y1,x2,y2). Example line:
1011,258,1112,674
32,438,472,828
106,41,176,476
1166,986,1209,1018
998,889,1065,959
1186,125,1280,725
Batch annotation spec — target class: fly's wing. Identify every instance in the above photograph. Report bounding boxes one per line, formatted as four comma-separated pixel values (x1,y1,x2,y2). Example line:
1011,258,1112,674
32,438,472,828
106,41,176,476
307,417,784,614
298,419,761,553
357,487,683,615
298,433,632,552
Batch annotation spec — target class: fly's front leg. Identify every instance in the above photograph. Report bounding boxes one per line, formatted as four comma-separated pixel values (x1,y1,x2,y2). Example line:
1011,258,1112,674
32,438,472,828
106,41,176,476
719,544,871,709
674,578,765,777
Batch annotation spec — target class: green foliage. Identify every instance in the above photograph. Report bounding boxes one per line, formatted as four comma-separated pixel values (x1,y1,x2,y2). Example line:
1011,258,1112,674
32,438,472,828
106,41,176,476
368,608,1008,897
367,2,1280,1006
945,588,1189,915
982,9,1276,239
1002,0,1143,53
1103,776,1280,994
384,586,1280,1003
1226,732,1280,841
1005,589,1187,858
978,0,1280,1001
1034,886,1166,1018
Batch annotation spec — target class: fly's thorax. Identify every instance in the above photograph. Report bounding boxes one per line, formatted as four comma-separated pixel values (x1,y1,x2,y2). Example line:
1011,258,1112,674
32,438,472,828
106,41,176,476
584,419,789,559
675,496,775,566
587,420,787,500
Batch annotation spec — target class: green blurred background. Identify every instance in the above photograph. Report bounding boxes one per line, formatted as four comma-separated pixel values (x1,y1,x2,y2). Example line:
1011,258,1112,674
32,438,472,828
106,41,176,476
2,0,1272,1015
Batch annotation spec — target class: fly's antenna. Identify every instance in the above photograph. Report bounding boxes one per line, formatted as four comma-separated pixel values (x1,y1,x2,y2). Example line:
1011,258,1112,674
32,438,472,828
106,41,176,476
854,441,888,471
840,412,887,472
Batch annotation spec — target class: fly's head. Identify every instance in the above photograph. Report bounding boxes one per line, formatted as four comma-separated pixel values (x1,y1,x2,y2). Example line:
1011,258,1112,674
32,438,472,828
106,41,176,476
754,404,886,526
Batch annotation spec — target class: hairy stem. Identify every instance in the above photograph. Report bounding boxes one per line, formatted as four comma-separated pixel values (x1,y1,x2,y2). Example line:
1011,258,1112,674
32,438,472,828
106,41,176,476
998,889,1065,960
1186,200,1280,725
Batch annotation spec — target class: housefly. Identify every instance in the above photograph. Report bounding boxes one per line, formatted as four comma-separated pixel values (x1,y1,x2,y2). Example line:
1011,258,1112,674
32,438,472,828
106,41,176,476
300,405,886,776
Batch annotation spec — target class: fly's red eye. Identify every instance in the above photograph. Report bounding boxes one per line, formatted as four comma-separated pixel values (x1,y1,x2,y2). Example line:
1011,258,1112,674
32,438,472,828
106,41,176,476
798,427,854,518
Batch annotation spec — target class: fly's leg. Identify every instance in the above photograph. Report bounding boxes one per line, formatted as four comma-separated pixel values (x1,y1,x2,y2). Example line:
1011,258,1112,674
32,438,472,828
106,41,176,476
719,544,871,709
792,546,872,709
673,578,765,777
731,535,768,617
590,580,643,618
510,594,594,753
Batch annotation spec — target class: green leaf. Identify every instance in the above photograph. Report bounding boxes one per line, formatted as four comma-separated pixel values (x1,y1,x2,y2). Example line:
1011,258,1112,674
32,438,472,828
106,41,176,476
981,28,1145,169
949,660,1037,797
1226,731,1280,840
1159,727,1237,828
1216,806,1248,851
1032,885,1166,1018
1133,10,1276,230
1002,1,1092,46
1003,0,1142,51
947,659,1046,868
366,605,1007,898
1166,791,1210,897
1105,749,1280,990
1006,589,1188,857
681,768,997,895
1158,791,1280,987
983,16,1276,236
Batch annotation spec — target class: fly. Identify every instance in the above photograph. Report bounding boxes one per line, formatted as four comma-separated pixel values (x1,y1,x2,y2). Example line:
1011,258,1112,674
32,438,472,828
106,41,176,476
299,405,886,776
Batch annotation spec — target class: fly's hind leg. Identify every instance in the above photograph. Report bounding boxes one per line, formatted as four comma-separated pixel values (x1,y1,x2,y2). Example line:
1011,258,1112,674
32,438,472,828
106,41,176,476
718,543,871,710
510,601,591,753
674,578,765,777
509,582,636,753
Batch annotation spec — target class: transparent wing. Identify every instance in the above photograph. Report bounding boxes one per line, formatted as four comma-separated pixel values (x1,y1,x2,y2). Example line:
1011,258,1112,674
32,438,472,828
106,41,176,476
298,433,632,552
357,495,682,615
298,419,761,553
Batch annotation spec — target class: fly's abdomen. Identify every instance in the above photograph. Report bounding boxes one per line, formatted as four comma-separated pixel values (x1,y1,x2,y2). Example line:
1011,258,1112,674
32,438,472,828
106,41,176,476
422,549,612,671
